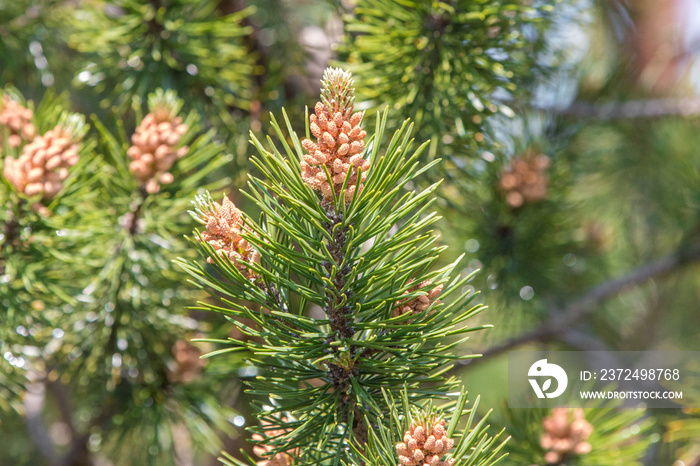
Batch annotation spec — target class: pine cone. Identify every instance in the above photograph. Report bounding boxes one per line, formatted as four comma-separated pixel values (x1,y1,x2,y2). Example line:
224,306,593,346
395,416,455,466
541,407,593,464
127,112,188,194
193,194,260,278
301,68,370,203
0,94,36,148
128,89,189,193
393,279,443,320
3,123,81,199
499,152,550,208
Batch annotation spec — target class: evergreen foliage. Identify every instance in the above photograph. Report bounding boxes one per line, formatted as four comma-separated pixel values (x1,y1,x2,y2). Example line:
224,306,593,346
502,401,653,466
0,86,238,464
57,88,236,464
1,89,94,343
0,0,698,465
66,0,255,116
179,70,504,465
0,0,62,92
338,0,556,159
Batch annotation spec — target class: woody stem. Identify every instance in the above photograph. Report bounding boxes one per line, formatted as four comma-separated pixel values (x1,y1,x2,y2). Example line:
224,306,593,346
321,206,367,451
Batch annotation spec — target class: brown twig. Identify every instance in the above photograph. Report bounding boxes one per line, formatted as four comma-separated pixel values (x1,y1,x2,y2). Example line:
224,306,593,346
534,97,700,120
463,243,700,367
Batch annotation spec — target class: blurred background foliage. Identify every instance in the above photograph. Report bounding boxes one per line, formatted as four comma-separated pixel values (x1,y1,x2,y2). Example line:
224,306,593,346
1,0,700,464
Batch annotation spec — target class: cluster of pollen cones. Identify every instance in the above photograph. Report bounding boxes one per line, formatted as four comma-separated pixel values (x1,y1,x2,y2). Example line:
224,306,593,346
396,416,455,466
128,111,188,194
3,116,81,200
195,194,260,278
301,68,369,202
499,153,550,208
0,95,36,148
393,280,443,320
541,407,593,464
253,419,297,466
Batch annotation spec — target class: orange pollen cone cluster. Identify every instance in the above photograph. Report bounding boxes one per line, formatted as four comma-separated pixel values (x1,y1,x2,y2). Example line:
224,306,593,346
0,95,36,148
499,153,550,208
541,407,593,464
3,125,80,199
396,417,455,466
198,195,260,278
301,68,370,203
127,112,188,194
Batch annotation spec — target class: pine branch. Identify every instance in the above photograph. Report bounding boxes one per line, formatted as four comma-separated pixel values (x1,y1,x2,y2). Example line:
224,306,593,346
67,0,255,116
533,97,700,120
320,205,368,453
0,86,237,463
465,242,700,365
337,0,555,158
180,69,497,465
103,190,149,357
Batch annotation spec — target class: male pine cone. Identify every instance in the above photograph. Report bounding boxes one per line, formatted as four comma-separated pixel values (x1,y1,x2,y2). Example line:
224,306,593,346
541,407,593,464
393,279,443,320
191,193,260,278
0,94,36,148
3,118,82,199
499,152,550,208
128,90,189,193
301,68,369,202
396,416,455,466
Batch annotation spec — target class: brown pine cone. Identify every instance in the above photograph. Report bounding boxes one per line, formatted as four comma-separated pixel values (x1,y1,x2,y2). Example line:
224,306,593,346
393,279,443,320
